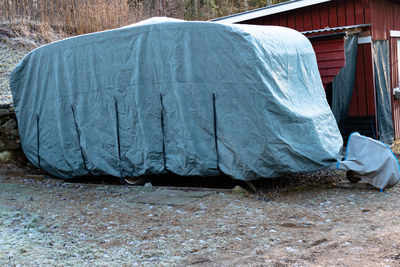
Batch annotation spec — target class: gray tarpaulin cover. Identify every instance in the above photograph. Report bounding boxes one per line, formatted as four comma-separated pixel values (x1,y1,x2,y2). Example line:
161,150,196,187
337,132,400,189
332,34,358,125
373,41,394,144
10,18,343,180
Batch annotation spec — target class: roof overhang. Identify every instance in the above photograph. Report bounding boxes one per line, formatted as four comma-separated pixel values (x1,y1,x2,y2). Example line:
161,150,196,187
211,0,331,23
301,24,371,35
306,32,346,41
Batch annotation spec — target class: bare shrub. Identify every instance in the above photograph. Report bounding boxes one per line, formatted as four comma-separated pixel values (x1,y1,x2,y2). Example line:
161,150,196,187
0,0,288,40
0,0,146,35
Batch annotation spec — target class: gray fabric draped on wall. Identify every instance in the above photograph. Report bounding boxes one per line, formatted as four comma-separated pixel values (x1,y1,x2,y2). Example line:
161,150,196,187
373,40,394,144
331,34,359,126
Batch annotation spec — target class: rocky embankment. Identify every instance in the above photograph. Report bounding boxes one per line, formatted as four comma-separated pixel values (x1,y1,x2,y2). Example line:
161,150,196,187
0,27,37,163
0,104,21,162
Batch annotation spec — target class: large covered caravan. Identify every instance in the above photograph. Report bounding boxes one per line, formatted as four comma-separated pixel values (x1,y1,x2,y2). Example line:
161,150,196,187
10,18,343,181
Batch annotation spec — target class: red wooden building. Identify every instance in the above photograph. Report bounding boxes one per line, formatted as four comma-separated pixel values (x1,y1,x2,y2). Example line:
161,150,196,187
213,0,400,143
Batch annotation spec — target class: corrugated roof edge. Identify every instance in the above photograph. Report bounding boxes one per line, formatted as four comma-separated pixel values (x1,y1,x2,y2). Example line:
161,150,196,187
211,0,331,23
302,23,371,34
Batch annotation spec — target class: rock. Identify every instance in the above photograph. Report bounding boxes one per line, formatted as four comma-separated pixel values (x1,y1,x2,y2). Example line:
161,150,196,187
0,29,14,38
2,119,17,129
286,247,298,253
255,195,269,202
311,238,328,246
0,151,12,162
144,182,152,188
232,185,248,195
0,104,10,109
0,109,9,117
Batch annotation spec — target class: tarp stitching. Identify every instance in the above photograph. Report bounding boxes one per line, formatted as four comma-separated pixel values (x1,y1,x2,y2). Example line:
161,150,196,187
114,97,124,183
160,94,167,171
36,113,41,169
212,93,221,172
71,105,88,172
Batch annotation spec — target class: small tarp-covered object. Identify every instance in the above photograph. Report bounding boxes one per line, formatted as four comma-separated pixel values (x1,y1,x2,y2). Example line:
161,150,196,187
10,18,343,180
337,133,400,190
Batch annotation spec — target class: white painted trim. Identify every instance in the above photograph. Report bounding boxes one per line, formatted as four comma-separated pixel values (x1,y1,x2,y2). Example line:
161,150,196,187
390,30,400,37
212,0,331,23
358,36,372,44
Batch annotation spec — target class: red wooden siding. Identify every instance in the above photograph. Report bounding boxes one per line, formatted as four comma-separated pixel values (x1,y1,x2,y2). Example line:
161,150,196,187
354,0,364,24
287,13,296,28
242,0,372,30
328,2,338,27
363,44,376,117
370,0,400,138
303,8,313,31
345,0,355,25
311,5,321,29
370,0,400,40
348,44,375,117
310,38,346,86
337,0,347,26
391,38,400,138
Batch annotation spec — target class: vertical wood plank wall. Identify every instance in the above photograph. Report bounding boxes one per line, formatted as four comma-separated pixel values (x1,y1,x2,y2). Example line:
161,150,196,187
311,38,346,86
347,44,375,117
241,0,371,29
370,0,400,138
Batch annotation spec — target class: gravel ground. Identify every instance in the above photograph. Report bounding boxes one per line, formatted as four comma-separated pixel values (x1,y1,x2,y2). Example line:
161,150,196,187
0,42,27,104
1,170,400,266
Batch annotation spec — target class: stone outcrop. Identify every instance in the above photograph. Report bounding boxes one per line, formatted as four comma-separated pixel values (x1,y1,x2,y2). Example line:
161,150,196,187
0,104,22,162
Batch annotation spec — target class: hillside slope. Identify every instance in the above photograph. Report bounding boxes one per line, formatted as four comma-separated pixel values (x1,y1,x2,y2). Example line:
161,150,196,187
0,42,27,104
